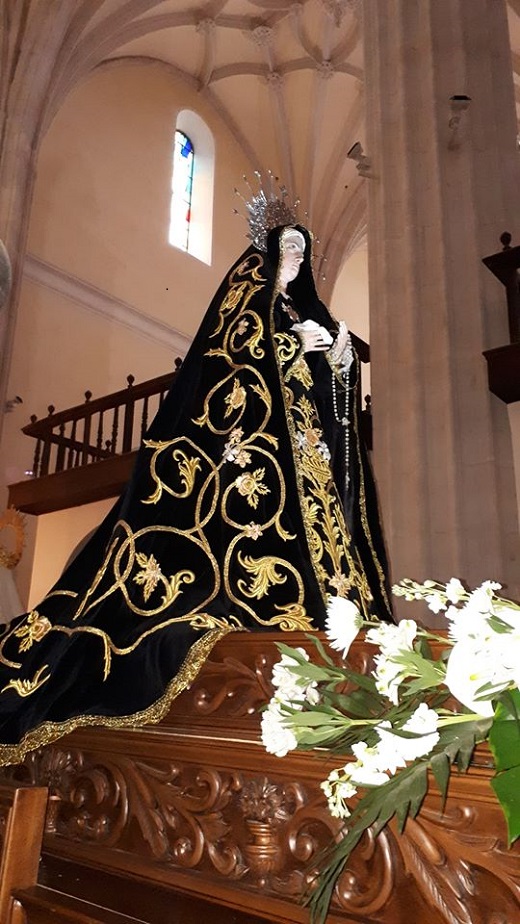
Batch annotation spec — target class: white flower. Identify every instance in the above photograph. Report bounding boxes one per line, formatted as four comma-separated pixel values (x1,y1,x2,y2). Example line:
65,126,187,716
321,767,357,819
325,596,363,659
306,685,321,706
367,622,419,705
464,581,501,618
444,643,498,717
372,653,404,705
445,606,494,645
445,578,466,604
349,744,391,786
425,592,446,614
495,632,520,690
366,619,418,655
261,701,298,757
369,706,440,777
271,648,318,706
399,704,440,759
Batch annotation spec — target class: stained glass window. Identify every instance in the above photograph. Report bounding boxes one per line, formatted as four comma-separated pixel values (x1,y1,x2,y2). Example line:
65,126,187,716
170,130,194,251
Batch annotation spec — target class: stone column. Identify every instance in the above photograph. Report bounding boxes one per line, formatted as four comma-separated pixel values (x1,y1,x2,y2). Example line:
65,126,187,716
0,1,80,458
363,0,520,607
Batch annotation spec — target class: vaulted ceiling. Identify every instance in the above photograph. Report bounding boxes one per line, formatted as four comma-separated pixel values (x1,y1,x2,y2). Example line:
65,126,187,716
16,0,520,285
38,0,367,286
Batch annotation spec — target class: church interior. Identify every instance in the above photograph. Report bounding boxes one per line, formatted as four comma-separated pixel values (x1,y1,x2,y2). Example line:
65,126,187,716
0,1,519,922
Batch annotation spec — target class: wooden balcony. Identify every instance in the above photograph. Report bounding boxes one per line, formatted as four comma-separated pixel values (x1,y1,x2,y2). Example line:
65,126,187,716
8,365,182,515
8,339,372,517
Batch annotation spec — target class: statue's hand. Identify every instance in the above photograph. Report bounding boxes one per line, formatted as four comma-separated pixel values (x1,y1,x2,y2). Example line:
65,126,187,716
328,321,353,368
292,320,331,353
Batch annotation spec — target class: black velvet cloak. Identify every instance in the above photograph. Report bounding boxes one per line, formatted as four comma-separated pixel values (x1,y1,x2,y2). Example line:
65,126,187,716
0,225,391,765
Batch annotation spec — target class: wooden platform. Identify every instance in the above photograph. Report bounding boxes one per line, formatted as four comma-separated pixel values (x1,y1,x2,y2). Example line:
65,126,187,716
3,633,520,923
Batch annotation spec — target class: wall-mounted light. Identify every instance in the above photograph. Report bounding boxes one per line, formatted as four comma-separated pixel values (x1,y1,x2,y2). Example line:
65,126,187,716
347,142,372,177
448,95,471,149
4,395,22,413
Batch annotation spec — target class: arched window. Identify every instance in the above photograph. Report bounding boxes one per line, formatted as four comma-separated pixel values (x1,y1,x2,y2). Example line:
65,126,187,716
169,110,214,264
170,130,194,252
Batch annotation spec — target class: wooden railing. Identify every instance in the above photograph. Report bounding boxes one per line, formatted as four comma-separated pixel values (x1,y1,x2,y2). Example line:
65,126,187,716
10,341,372,515
23,360,183,480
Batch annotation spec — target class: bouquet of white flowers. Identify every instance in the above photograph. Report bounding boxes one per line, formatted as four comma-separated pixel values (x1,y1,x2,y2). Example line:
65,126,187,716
261,579,520,924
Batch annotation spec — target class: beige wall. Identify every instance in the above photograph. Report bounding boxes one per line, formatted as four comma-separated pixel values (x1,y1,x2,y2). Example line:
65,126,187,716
17,499,113,610
27,62,248,333
3,60,251,602
330,246,370,344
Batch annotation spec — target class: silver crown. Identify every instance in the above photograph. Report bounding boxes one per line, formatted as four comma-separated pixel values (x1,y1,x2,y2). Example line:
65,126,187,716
234,171,300,251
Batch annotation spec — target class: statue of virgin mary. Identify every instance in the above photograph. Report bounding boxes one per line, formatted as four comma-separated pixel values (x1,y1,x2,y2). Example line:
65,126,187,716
0,219,392,766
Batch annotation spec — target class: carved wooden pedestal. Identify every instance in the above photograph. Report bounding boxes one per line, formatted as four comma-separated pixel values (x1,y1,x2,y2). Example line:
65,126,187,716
4,634,520,923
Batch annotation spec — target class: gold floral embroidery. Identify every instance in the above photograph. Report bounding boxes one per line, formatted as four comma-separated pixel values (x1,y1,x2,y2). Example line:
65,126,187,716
244,522,263,540
2,665,50,698
14,611,51,653
211,282,250,336
222,427,252,467
329,573,354,596
230,310,265,360
235,469,270,508
224,378,247,417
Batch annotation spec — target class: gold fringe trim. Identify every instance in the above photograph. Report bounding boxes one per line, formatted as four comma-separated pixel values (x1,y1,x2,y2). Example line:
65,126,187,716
0,626,235,768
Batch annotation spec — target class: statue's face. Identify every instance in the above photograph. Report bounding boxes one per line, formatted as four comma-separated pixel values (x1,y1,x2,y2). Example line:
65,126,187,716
278,229,305,290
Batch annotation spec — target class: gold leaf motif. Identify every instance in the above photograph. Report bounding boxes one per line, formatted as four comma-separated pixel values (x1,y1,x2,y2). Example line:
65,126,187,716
235,469,270,509
1,664,50,697
165,570,195,605
190,613,242,631
14,610,52,653
285,353,313,388
237,553,287,599
272,603,314,632
274,331,299,363
250,382,271,408
172,449,201,496
133,553,163,602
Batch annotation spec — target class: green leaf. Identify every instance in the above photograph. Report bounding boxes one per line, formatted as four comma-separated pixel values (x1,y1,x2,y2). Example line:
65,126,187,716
392,651,445,688
275,642,310,662
430,752,450,808
490,765,520,846
296,728,349,747
303,632,337,667
495,687,520,723
322,689,385,718
289,709,348,727
489,713,520,773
